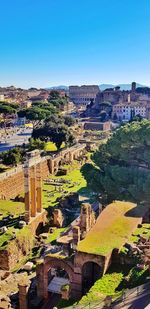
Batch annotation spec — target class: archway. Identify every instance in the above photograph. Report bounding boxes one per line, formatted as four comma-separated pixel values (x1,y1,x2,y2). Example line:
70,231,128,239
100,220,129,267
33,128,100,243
47,266,70,296
82,261,102,294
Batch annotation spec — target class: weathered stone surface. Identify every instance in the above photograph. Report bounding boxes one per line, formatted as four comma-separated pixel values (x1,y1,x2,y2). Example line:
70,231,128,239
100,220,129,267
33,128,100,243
23,262,34,271
52,209,64,228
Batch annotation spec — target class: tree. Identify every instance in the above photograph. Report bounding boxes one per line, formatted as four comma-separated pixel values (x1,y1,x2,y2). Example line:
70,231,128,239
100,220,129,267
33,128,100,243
28,138,46,151
32,116,75,150
64,115,76,127
81,120,150,204
17,105,55,128
0,147,24,166
99,110,107,122
0,102,17,134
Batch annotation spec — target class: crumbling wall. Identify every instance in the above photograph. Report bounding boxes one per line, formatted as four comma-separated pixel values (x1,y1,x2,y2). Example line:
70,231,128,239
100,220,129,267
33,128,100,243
0,159,50,200
0,226,34,271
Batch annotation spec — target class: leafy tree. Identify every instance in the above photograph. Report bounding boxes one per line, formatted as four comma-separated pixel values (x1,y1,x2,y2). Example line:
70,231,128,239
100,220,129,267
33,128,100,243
28,138,46,151
48,91,68,110
0,148,24,166
0,102,17,133
64,115,76,127
32,121,74,149
17,105,54,128
81,120,150,204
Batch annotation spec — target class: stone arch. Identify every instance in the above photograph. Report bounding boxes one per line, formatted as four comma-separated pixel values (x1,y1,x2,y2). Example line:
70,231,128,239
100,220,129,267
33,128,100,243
82,260,102,293
45,258,74,283
37,257,75,299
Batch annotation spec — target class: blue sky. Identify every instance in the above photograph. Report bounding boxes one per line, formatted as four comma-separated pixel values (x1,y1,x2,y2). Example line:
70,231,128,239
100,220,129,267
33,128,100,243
1,0,150,88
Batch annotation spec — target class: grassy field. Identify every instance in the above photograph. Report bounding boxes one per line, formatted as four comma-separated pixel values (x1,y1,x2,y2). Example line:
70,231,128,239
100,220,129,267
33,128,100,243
77,201,150,256
44,228,66,244
0,200,25,248
130,223,150,243
42,161,92,209
0,200,24,219
45,141,65,152
79,272,123,305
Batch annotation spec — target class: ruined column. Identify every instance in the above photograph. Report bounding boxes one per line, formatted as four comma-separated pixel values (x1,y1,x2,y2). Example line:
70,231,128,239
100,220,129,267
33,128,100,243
36,162,42,213
49,158,54,174
30,166,36,218
72,226,80,250
18,283,29,309
24,162,31,223
80,203,92,238
36,263,48,299
69,150,74,162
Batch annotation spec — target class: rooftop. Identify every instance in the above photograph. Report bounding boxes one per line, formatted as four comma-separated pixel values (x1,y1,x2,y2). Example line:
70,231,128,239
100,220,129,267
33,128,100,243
77,201,150,256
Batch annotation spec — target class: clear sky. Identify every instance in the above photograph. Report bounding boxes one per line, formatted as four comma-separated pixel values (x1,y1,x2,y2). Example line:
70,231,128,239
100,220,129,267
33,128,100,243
1,0,150,88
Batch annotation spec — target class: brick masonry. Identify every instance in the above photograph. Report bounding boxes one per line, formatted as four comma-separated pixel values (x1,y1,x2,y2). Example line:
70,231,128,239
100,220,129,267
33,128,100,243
0,160,50,200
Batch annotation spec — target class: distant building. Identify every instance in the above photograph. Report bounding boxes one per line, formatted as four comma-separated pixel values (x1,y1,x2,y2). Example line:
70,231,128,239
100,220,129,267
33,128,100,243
112,101,147,121
20,100,32,108
69,85,99,105
0,94,5,101
131,82,136,92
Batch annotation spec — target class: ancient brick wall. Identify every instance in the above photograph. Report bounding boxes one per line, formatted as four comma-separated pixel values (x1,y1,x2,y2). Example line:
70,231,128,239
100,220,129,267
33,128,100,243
0,159,50,200
0,226,34,271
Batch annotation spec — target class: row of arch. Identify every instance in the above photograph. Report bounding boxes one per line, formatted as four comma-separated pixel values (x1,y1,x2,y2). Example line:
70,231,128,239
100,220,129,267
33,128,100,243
40,258,102,298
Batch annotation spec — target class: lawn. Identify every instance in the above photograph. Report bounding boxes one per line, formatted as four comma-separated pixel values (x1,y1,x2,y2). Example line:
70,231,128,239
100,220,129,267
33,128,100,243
0,200,25,248
130,223,150,243
45,141,65,152
77,201,150,256
0,200,25,219
42,161,92,209
79,272,123,305
44,228,66,244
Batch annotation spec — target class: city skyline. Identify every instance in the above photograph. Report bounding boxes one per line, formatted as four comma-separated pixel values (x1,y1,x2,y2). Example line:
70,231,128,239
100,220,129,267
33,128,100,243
1,0,150,88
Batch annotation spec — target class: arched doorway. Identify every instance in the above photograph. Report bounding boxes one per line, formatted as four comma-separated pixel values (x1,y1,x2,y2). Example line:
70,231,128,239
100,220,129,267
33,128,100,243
47,266,70,296
82,262,102,294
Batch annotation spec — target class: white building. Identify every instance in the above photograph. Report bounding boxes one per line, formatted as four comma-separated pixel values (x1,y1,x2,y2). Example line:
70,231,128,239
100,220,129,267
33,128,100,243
112,102,147,121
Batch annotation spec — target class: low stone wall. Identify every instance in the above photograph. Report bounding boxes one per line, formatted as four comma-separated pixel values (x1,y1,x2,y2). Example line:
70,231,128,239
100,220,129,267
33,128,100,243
0,226,34,271
0,144,86,200
84,121,111,131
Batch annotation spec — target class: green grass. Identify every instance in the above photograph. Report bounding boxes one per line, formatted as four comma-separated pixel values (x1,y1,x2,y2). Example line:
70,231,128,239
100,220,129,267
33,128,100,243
45,141,65,152
130,223,150,243
0,227,15,248
44,228,66,244
0,200,25,249
77,201,148,256
79,272,123,305
0,200,25,219
42,161,91,209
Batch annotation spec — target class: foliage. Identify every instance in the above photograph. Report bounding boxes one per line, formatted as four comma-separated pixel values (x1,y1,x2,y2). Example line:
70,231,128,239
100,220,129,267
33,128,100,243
0,147,25,166
0,102,17,115
0,102,17,132
28,138,46,151
48,91,68,109
17,104,55,128
82,120,150,204
32,114,75,149
130,223,150,243
125,266,149,288
64,115,76,127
